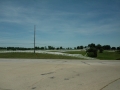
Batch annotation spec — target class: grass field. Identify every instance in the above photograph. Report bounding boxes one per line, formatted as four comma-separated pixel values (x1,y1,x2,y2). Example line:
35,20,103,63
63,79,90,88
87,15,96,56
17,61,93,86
0,50,119,60
0,52,81,59
64,50,120,60
97,51,120,60
63,51,86,55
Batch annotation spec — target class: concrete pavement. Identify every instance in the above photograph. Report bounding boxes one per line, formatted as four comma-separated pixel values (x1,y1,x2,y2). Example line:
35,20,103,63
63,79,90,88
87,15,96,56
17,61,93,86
0,59,120,90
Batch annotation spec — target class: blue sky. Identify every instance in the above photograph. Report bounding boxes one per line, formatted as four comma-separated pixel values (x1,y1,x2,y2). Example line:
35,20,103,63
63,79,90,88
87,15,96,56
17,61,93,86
0,0,120,48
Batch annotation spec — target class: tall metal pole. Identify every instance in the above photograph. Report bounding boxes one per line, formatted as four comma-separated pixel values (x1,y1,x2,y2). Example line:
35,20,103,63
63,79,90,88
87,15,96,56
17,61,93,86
34,25,36,53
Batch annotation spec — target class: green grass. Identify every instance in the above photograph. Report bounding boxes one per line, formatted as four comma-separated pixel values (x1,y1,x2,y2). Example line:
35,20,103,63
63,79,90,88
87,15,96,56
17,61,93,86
63,50,120,60
0,52,81,59
0,51,119,60
97,51,120,60
63,51,86,56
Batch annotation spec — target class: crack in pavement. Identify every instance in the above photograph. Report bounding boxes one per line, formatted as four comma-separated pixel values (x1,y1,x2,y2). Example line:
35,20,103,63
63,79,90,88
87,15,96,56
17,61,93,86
81,61,90,65
41,72,54,75
100,77,120,90
28,61,66,89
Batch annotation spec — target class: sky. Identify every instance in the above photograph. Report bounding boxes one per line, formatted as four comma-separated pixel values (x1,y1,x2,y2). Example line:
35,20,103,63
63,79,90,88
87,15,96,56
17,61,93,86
0,0,120,48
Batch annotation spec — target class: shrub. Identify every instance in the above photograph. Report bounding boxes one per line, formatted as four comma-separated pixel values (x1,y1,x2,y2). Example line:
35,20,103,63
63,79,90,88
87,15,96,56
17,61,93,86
87,52,95,57
87,48,97,57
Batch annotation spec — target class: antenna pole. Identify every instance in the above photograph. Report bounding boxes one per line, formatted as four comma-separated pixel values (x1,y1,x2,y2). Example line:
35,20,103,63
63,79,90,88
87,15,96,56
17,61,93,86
34,25,36,53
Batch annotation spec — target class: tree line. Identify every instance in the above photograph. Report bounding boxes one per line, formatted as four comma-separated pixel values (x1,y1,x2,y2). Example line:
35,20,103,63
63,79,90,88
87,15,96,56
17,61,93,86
0,43,120,51
85,43,120,57
76,44,120,50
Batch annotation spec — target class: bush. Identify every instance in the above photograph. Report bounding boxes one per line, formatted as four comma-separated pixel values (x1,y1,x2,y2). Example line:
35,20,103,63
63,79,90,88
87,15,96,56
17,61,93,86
87,52,95,57
87,48,97,57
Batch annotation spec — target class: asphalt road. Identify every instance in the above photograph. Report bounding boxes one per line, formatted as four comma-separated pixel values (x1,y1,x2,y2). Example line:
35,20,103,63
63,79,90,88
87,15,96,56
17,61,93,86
0,59,120,90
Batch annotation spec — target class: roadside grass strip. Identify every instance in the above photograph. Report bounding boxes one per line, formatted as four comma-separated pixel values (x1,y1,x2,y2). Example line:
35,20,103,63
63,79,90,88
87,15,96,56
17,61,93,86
0,50,98,60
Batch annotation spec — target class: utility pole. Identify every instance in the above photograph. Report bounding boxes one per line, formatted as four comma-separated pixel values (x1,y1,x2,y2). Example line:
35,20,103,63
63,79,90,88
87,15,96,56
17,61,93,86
34,25,36,53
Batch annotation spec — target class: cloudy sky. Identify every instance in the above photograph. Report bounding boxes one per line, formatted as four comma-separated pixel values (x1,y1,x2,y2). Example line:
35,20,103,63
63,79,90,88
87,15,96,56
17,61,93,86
0,0,120,48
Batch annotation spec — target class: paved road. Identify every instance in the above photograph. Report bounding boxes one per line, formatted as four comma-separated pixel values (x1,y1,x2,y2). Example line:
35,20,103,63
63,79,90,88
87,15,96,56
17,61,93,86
0,59,120,90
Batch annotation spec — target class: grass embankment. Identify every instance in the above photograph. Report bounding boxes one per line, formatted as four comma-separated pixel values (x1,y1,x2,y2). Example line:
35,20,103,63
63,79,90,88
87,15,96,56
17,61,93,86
64,51,120,60
0,52,81,59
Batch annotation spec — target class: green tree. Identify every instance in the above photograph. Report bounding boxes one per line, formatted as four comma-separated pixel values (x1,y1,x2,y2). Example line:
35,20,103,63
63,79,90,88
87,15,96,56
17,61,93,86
77,46,80,49
86,43,97,57
60,46,63,49
96,44,103,53
80,46,83,49
96,44,101,50
40,47,44,50
74,47,76,49
103,45,111,50
48,46,55,50
117,47,120,50
87,47,97,57
111,47,116,50
56,47,59,50
88,43,96,48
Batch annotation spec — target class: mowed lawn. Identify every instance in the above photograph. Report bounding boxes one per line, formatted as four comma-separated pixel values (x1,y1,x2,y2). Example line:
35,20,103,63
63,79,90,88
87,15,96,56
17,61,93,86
64,50,120,60
0,52,81,59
